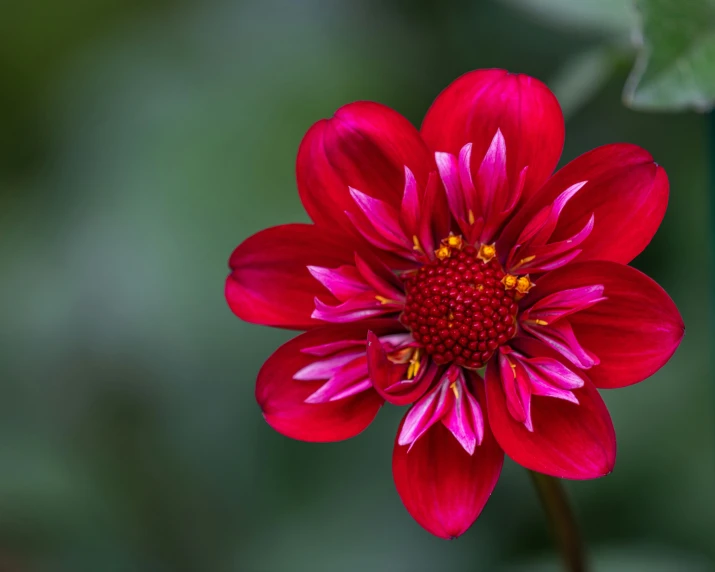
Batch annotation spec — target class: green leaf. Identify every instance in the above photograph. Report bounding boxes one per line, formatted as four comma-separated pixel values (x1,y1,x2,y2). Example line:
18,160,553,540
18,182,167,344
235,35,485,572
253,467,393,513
624,0,715,112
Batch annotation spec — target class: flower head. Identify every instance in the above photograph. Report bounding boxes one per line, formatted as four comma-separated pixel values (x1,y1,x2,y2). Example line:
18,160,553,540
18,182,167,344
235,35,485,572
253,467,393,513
226,69,684,538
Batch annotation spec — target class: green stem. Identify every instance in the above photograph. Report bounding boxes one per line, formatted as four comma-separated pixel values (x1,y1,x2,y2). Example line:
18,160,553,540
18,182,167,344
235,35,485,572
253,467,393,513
529,470,588,572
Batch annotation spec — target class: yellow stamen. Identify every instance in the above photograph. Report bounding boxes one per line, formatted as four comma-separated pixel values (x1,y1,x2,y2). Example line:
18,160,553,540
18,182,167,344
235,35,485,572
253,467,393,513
412,235,424,253
516,275,534,295
502,274,518,290
468,209,476,225
435,245,451,260
407,348,422,380
375,295,398,305
533,318,549,326
512,255,536,269
477,243,497,263
444,234,463,249
449,381,460,399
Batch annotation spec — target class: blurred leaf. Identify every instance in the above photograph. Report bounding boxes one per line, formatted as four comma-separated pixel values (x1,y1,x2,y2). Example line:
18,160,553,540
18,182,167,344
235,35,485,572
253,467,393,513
500,0,636,34
549,46,621,118
624,0,715,112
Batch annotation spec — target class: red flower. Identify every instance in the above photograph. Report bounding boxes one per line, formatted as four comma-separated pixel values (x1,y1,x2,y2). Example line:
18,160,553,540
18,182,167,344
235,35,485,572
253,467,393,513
226,69,684,538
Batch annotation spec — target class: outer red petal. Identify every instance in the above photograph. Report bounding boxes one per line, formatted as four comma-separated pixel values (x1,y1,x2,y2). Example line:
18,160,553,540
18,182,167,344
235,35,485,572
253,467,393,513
486,339,616,479
392,383,504,539
226,223,356,329
256,321,400,442
529,261,684,388
500,144,668,265
297,101,434,230
421,69,564,202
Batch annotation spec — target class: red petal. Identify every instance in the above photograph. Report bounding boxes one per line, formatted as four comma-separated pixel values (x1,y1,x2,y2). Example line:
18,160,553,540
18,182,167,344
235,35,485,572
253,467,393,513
486,339,616,479
421,69,564,202
256,321,400,442
226,223,356,329
297,101,434,231
392,383,504,539
529,261,684,388
500,144,668,265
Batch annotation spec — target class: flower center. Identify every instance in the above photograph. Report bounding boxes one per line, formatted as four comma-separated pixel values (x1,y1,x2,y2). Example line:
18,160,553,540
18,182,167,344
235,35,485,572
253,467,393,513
401,240,522,369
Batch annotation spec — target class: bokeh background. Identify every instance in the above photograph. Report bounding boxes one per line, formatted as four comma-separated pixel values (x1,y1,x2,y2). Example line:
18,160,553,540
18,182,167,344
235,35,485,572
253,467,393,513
1,1,713,571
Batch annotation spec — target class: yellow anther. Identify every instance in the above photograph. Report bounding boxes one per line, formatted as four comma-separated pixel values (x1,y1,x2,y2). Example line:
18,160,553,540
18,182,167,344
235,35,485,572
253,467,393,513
477,243,497,263
513,255,536,269
508,359,517,379
375,295,398,305
502,274,518,290
435,245,451,260
516,275,534,295
468,209,476,225
443,234,463,249
407,349,422,380
449,381,460,399
412,235,424,253
533,318,549,326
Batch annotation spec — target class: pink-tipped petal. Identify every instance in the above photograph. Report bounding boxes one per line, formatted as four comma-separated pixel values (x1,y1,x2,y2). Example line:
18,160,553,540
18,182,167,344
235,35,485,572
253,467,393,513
312,292,401,323
308,265,370,300
418,171,451,255
522,316,600,369
530,261,684,388
501,144,668,264
256,320,402,442
392,396,504,539
442,376,485,454
486,340,616,479
398,379,452,448
397,367,486,455
400,166,421,236
226,224,355,329
297,101,434,232
504,182,592,274
476,130,516,241
435,151,466,222
421,69,564,203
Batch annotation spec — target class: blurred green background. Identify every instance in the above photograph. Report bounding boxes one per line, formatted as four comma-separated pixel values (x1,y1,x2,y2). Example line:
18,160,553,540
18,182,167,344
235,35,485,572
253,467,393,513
0,0,713,570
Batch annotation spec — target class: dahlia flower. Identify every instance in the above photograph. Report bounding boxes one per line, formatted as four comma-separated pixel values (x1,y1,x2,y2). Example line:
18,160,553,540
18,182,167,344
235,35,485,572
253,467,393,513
226,69,684,538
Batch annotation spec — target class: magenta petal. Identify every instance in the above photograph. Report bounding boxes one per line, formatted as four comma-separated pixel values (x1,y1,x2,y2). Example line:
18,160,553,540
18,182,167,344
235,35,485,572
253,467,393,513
392,412,503,539
421,69,564,203
486,344,616,479
297,101,435,232
530,261,684,388
442,377,485,454
308,264,369,300
226,223,355,329
349,187,410,248
257,320,402,442
400,166,421,236
398,379,452,448
522,318,599,369
435,151,466,222
501,144,668,265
